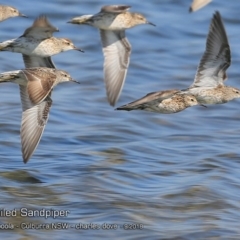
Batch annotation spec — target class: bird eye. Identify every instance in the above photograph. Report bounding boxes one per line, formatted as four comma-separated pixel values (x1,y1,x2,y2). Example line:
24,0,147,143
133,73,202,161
191,98,195,101
236,91,239,94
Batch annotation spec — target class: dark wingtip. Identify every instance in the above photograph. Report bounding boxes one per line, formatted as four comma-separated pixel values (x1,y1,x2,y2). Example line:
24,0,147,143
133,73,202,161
189,7,193,13
108,99,116,107
213,11,221,18
115,107,131,111
23,158,28,164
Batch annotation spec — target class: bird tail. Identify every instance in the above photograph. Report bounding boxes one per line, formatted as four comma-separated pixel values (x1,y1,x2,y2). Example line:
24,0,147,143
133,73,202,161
0,39,16,51
67,15,94,25
0,71,20,83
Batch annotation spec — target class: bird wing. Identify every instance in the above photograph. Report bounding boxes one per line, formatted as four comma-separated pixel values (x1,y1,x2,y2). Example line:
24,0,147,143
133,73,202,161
190,11,230,88
100,29,131,106
21,15,59,40
116,89,180,110
21,68,56,105
22,54,56,68
19,85,52,163
100,5,131,13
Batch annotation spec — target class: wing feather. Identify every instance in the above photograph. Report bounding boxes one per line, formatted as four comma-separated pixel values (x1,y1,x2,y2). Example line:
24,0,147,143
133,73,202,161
19,85,52,163
21,15,59,39
22,55,56,68
191,11,230,88
116,89,179,110
21,69,56,105
100,30,131,106
101,5,131,13
189,0,212,12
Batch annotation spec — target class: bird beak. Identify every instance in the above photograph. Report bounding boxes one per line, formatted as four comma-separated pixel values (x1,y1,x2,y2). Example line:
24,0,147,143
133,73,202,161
19,13,28,18
200,104,207,108
147,21,156,27
74,46,84,53
70,78,80,84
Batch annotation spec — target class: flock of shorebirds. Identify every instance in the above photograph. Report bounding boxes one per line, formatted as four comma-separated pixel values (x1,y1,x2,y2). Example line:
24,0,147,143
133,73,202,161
0,2,238,163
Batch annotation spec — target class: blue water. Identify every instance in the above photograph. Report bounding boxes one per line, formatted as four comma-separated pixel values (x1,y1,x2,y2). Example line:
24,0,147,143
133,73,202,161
0,0,240,239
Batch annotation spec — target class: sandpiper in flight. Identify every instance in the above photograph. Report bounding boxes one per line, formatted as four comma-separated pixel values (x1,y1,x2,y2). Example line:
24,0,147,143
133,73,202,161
0,68,79,163
183,11,240,105
68,5,155,106
0,15,83,68
116,90,201,113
